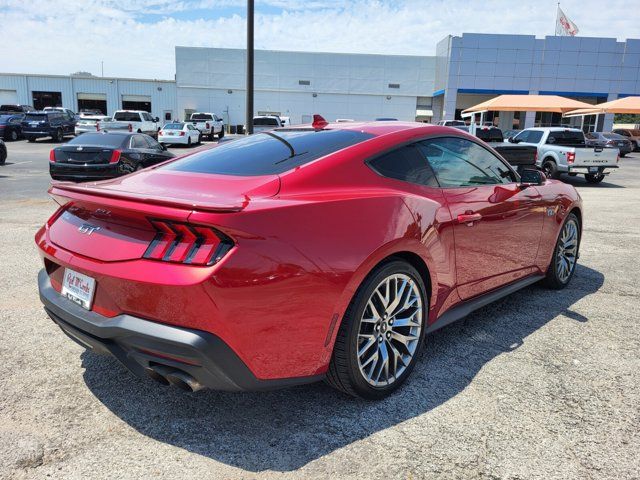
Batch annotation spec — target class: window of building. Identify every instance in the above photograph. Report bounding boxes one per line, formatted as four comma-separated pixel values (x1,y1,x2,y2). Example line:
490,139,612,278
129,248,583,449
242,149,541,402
388,83,400,89
298,80,311,86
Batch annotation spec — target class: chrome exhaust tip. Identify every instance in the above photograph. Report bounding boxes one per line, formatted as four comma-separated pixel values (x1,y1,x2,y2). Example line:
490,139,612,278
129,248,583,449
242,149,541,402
165,371,205,393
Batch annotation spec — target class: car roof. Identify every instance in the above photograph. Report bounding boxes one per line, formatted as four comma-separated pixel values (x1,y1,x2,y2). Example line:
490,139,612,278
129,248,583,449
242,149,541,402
281,120,443,137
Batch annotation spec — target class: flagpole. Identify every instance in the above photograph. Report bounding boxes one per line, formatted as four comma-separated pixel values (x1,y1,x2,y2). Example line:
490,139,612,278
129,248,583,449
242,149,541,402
555,2,560,36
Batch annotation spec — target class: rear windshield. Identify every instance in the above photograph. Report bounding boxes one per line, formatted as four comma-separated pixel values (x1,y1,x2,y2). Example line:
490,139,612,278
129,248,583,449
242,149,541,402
254,117,279,126
114,112,141,122
67,133,127,147
0,105,22,112
162,129,375,176
603,133,624,140
546,130,585,146
164,123,184,129
191,114,213,121
24,113,47,122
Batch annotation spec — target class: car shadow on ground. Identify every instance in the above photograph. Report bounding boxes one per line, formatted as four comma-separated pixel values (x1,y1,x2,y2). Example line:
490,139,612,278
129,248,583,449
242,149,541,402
81,264,603,472
561,175,625,188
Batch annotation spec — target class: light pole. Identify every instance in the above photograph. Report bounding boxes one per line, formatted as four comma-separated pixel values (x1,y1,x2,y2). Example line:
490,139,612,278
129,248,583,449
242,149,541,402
246,0,254,135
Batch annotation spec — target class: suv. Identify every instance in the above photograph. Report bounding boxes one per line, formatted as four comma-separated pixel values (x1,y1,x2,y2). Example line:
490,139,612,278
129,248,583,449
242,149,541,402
21,111,76,142
251,115,283,133
188,112,225,140
0,104,35,114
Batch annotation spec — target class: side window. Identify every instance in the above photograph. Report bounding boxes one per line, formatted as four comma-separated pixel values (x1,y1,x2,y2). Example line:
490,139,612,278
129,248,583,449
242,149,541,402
368,144,438,187
546,131,562,144
421,137,515,187
144,136,162,150
513,131,529,143
131,135,148,149
527,131,543,143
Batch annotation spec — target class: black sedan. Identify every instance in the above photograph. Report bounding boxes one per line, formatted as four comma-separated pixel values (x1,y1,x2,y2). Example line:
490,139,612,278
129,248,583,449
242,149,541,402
49,132,175,181
585,132,633,157
0,114,24,141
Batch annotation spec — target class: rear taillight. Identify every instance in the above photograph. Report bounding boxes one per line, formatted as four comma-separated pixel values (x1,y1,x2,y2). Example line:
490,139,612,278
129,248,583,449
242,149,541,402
567,152,575,164
158,130,163,136
180,131,185,136
143,219,233,265
49,149,56,163
606,140,615,145
205,122,210,129
109,150,121,164
128,123,133,132
534,151,538,163
96,122,100,131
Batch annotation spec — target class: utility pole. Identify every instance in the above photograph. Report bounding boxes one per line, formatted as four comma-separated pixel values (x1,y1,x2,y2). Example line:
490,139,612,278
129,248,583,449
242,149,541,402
101,61,104,77
246,0,254,134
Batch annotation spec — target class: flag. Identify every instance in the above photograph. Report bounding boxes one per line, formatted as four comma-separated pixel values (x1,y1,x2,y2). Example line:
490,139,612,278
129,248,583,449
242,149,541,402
556,7,579,36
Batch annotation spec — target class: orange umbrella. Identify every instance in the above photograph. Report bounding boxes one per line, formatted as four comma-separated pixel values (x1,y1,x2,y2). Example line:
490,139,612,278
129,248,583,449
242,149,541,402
462,95,595,114
564,96,640,116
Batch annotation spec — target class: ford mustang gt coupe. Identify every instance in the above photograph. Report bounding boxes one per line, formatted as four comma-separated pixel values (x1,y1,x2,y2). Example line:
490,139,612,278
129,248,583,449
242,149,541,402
36,118,582,399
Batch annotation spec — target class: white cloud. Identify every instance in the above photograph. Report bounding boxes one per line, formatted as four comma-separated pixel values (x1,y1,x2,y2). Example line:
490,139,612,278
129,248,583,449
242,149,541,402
0,0,637,79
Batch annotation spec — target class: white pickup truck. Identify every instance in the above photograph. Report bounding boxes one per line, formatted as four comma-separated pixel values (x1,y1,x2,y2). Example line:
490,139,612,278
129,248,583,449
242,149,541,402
188,112,224,140
508,127,619,184
99,110,160,138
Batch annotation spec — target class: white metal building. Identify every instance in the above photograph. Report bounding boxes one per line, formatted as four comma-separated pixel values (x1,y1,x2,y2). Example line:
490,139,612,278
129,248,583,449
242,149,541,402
175,47,436,126
0,73,177,122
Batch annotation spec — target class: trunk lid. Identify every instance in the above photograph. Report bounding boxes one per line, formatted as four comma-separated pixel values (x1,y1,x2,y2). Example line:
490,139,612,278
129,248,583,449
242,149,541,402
54,145,115,164
47,169,280,262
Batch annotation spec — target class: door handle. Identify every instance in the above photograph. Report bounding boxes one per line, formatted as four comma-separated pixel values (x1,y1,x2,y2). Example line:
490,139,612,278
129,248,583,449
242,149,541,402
457,212,482,226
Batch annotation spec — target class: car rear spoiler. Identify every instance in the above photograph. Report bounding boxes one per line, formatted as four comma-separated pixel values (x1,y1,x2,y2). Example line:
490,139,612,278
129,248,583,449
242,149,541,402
49,183,248,214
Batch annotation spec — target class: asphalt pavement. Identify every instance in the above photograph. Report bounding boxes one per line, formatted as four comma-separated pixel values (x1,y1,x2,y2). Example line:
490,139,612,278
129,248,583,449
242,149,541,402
0,137,638,479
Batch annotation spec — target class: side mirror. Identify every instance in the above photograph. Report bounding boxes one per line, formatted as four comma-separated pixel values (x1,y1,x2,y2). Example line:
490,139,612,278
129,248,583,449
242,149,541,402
509,137,517,143
519,168,546,187
154,117,160,123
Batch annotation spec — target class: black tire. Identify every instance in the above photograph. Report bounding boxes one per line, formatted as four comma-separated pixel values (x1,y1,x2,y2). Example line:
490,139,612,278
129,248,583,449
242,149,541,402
218,128,225,139
0,145,6,165
585,173,605,184
620,153,626,158
326,259,428,399
543,212,580,290
54,129,63,142
542,159,560,179
9,130,18,141
197,134,201,145
187,137,192,147
27,137,36,143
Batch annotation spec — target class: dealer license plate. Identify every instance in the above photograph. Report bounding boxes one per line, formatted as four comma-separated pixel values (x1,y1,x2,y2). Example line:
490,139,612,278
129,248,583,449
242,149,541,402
589,167,599,173
61,268,96,310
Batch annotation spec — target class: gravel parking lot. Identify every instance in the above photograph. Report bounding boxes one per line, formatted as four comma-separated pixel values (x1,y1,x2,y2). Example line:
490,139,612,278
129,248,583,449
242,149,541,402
1,139,639,480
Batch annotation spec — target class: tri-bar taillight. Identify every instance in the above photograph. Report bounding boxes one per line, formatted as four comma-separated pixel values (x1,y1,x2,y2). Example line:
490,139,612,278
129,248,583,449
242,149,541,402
143,219,233,266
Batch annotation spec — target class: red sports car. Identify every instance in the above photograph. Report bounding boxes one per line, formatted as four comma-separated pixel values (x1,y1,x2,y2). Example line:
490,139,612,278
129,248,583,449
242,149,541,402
36,120,582,399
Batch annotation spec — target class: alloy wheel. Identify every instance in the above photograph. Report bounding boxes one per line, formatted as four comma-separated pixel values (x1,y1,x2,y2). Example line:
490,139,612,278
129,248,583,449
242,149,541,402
357,274,423,387
556,218,579,283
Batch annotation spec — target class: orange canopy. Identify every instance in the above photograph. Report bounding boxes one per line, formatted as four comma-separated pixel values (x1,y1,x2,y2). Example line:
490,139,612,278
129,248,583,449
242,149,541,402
462,95,595,114
564,96,640,116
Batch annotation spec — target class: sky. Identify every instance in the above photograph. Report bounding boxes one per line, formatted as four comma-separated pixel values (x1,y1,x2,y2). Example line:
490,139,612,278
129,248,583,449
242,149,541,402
0,0,637,79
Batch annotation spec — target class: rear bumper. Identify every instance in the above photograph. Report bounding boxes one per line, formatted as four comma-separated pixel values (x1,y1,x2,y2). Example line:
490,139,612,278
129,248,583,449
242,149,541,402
568,165,619,174
158,135,189,144
50,162,120,181
23,130,54,139
38,269,322,391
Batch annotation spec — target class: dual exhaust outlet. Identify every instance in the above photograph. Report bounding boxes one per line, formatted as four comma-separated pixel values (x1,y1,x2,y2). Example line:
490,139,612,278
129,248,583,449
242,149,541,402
145,365,204,393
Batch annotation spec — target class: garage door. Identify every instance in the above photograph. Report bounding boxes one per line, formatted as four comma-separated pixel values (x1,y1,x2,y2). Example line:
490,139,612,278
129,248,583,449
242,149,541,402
122,95,151,112
77,93,108,115
0,90,19,106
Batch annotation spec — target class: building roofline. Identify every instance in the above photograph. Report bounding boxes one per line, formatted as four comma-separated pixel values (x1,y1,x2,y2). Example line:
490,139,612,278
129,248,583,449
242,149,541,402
174,45,433,60
0,72,175,84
